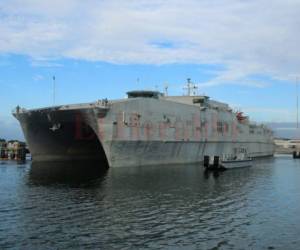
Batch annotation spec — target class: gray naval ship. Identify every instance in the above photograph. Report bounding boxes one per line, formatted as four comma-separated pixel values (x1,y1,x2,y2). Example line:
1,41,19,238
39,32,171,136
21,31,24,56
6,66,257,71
13,82,274,168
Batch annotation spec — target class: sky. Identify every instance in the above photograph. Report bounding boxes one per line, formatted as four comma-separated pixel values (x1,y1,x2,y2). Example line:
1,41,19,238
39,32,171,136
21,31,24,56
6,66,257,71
0,0,300,140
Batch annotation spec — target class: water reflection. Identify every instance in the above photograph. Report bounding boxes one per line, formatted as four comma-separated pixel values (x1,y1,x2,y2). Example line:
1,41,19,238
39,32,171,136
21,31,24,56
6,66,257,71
29,161,108,186
203,169,224,179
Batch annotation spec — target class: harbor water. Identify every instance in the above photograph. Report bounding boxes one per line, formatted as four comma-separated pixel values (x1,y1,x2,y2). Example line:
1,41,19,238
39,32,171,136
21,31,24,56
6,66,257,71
0,155,300,249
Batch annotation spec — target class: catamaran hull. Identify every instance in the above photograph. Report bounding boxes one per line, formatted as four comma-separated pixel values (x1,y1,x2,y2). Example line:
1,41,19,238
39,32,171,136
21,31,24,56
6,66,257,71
14,116,274,168
13,96,275,168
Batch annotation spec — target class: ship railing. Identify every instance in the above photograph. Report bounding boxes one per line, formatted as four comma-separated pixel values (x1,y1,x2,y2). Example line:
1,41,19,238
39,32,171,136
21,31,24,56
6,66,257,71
12,106,27,114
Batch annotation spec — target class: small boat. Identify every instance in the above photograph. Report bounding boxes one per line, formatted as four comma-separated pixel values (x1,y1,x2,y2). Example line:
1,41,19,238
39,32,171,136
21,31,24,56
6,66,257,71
203,149,253,171
220,157,253,169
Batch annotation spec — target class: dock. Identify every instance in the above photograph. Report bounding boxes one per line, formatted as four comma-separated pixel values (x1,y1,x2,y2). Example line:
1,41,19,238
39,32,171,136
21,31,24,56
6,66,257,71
0,139,28,161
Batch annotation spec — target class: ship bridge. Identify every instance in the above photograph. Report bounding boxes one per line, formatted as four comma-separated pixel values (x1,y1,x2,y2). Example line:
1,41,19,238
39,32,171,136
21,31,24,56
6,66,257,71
127,90,163,99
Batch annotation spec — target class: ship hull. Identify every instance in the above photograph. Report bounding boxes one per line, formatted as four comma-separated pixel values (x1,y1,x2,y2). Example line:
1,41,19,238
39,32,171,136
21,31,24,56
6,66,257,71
13,97,275,168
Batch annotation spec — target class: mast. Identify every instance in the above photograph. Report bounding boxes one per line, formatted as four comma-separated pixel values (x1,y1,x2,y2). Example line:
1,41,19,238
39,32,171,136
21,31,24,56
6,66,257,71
296,77,299,128
184,78,198,96
53,76,56,106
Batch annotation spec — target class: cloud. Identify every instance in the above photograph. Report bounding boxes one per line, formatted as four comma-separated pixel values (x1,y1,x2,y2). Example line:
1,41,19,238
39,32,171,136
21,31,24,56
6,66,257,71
30,59,63,68
198,70,269,89
33,74,44,81
0,0,300,84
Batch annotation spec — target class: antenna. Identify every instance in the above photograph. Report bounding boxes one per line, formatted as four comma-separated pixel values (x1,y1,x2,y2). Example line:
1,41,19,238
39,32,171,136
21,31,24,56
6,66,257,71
297,77,299,128
53,76,56,106
164,83,169,96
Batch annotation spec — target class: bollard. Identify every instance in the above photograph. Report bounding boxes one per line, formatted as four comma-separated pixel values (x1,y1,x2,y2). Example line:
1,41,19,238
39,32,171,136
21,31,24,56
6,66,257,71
213,156,220,168
203,155,210,168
